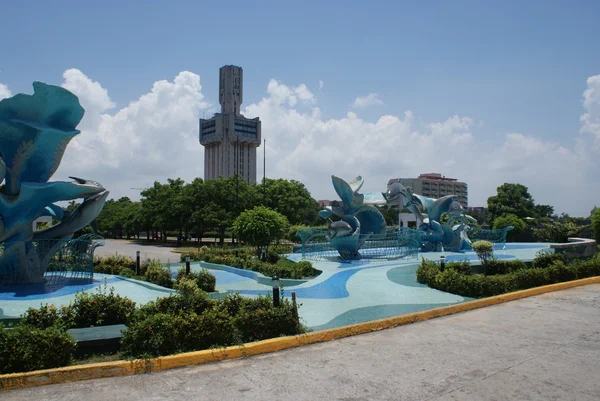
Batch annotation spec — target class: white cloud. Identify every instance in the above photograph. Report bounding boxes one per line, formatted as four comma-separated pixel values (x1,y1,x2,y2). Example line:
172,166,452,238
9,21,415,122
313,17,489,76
581,74,600,152
7,69,599,216
318,80,324,90
53,69,209,200
352,93,384,109
0,83,11,100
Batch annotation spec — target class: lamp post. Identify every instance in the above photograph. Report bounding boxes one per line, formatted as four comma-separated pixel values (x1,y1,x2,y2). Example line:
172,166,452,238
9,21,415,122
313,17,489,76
440,255,446,271
235,137,239,257
135,251,140,275
185,254,191,275
272,276,280,307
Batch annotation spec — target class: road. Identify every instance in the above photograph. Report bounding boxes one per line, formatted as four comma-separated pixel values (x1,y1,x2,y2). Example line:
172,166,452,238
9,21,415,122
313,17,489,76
3,284,599,400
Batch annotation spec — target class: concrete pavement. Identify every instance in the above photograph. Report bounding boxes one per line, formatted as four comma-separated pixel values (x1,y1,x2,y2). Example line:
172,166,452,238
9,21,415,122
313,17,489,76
94,239,180,264
4,284,599,400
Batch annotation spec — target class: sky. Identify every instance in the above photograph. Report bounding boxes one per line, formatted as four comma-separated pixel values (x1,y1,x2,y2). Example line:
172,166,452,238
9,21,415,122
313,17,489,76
1,0,599,216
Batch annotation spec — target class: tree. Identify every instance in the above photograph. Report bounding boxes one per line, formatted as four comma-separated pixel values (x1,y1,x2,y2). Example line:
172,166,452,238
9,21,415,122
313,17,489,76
262,178,320,225
534,204,554,219
493,213,526,241
591,207,600,242
487,183,536,223
533,221,579,243
233,206,289,252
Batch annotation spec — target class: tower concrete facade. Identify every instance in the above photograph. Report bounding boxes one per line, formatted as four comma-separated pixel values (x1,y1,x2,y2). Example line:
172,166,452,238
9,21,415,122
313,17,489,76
200,65,261,183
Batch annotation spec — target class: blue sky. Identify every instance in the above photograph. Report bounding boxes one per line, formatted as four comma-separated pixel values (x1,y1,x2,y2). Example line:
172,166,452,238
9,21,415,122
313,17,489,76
1,1,599,215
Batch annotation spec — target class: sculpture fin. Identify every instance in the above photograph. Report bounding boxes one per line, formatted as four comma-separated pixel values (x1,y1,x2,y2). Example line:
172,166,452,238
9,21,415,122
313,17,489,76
90,219,99,234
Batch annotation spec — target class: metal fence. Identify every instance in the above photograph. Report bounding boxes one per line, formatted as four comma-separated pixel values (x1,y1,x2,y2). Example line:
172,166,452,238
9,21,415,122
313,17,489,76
297,228,420,262
0,234,105,286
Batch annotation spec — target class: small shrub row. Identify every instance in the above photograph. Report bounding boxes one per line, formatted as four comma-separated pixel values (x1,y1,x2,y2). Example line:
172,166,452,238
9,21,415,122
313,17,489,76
417,254,600,298
121,282,304,358
0,325,76,374
15,280,305,369
176,268,216,292
95,256,218,291
182,247,319,279
20,284,137,330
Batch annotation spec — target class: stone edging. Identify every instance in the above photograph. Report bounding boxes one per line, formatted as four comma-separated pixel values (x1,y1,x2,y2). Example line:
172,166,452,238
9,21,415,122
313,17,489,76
2,275,599,392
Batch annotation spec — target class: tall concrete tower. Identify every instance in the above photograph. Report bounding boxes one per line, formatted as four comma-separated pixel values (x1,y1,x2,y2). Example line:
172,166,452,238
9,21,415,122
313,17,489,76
200,65,261,183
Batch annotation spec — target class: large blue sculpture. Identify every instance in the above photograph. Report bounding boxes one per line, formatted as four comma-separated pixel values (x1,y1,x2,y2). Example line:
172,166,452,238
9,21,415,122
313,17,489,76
0,82,109,284
318,175,387,259
315,175,497,259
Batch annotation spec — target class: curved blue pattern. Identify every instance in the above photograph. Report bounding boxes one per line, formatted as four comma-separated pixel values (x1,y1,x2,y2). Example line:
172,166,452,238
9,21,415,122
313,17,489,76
0,277,122,300
234,262,392,299
310,302,461,331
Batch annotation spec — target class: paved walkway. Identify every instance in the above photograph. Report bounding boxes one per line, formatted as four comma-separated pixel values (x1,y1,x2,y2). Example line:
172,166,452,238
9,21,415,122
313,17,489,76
4,284,599,400
95,239,179,263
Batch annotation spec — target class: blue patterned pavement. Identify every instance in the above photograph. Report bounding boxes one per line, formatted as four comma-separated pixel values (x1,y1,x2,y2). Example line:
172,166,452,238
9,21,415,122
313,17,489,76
0,243,552,330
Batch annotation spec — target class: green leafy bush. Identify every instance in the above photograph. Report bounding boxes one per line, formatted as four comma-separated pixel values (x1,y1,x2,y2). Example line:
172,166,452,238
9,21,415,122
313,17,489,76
183,248,319,279
136,288,215,321
472,240,494,266
94,254,136,274
121,306,237,358
119,268,136,278
0,325,76,374
485,259,528,275
20,304,73,330
532,249,566,269
143,265,173,288
176,268,216,292
416,254,600,298
232,295,302,342
70,285,137,328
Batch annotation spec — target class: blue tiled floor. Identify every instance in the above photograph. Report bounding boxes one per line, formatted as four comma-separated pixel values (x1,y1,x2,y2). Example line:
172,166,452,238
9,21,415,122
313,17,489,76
0,243,552,329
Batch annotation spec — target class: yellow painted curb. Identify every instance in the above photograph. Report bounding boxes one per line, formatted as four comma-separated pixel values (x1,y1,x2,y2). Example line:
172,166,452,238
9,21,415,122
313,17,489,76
2,276,599,391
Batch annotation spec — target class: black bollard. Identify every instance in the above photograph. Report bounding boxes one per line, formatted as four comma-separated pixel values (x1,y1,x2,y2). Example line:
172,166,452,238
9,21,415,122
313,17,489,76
440,255,446,271
185,254,191,275
272,276,280,307
136,251,140,275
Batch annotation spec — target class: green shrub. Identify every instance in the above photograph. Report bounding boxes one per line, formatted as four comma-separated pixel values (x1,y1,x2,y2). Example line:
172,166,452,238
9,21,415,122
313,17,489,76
71,285,136,328
176,268,216,292
119,268,136,278
20,304,72,330
144,265,173,288
485,259,528,275
195,269,216,292
183,248,319,279
546,261,578,283
121,306,237,358
136,289,215,321
472,240,494,266
532,249,566,269
120,313,186,358
512,268,549,289
0,325,76,374
416,259,441,283
229,294,303,342
94,254,136,274
416,254,600,298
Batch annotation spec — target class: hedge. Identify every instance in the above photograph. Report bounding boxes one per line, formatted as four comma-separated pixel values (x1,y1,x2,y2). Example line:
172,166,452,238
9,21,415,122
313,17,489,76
8,280,305,373
416,254,600,299
182,246,319,279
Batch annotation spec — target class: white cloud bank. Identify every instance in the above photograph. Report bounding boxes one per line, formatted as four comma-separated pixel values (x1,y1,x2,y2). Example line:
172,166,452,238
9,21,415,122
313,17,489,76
0,70,598,216
0,83,11,100
352,93,384,109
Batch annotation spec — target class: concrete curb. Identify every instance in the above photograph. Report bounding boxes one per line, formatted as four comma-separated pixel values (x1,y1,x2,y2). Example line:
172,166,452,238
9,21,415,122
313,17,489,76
2,275,599,391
